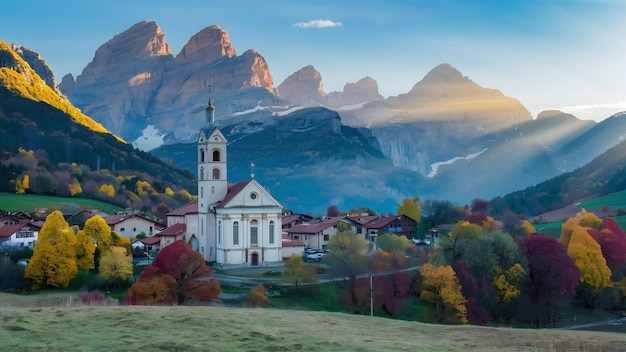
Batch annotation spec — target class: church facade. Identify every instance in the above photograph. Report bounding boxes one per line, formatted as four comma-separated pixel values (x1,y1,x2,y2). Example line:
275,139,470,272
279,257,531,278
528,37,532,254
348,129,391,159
166,97,283,267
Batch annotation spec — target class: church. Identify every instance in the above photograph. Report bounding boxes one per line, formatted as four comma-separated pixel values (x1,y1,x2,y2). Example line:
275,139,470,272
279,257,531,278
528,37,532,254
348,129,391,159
164,96,283,267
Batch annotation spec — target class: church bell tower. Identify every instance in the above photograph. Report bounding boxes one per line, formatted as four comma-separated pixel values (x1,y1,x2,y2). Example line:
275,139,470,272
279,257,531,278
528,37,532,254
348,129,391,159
198,96,228,213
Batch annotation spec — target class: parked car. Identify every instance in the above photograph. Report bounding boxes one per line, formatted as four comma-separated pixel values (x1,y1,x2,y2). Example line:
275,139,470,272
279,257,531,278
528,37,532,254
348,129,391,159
411,238,431,245
303,252,325,262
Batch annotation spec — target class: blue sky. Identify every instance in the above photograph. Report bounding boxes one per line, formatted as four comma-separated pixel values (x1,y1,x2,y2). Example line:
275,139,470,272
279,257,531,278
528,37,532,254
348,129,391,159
1,0,625,121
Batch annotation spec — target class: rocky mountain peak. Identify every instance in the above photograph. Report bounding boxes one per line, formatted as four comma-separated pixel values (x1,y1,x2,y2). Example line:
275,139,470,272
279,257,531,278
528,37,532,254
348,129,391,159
176,25,236,65
11,44,63,96
276,65,325,105
421,63,467,84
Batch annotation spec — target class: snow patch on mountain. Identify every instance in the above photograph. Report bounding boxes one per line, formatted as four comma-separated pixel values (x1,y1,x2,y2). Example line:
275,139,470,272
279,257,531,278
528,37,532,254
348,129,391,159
335,102,368,111
428,148,488,178
132,125,166,151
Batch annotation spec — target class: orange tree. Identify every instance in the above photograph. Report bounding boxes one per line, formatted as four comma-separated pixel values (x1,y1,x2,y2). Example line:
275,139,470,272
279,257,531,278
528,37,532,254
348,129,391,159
25,210,78,289
126,240,221,305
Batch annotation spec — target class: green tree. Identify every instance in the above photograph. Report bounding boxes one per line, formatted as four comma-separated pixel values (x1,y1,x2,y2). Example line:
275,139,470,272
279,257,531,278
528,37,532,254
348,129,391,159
398,197,421,223
375,233,411,253
25,211,78,289
99,246,133,283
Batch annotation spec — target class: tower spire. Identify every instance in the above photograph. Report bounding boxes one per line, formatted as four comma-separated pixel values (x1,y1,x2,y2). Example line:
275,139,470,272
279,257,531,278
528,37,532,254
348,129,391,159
205,94,215,126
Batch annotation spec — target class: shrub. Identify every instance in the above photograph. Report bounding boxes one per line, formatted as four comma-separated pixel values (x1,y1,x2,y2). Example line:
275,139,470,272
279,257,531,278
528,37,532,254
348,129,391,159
78,290,106,306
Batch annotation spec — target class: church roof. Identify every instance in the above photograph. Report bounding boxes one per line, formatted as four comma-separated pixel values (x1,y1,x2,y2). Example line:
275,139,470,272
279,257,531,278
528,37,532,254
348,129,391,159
168,199,199,216
215,180,252,207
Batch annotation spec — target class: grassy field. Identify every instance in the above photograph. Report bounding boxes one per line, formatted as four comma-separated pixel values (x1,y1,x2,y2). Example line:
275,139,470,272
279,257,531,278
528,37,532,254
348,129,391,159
578,189,626,212
0,192,123,214
1,293,625,352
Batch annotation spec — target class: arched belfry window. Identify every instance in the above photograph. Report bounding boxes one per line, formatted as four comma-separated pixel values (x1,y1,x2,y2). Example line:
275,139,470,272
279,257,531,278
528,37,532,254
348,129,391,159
200,167,205,180
213,150,221,162
200,149,205,162
212,168,220,180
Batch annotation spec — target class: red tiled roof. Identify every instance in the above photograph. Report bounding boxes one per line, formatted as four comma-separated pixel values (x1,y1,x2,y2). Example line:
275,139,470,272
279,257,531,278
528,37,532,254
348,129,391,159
167,199,198,216
282,237,305,247
364,214,414,229
158,223,186,236
347,215,379,225
140,236,161,245
285,217,343,234
215,180,251,207
0,220,36,238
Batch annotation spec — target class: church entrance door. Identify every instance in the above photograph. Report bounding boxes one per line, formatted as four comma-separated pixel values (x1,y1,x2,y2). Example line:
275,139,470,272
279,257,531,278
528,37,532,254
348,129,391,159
251,252,259,266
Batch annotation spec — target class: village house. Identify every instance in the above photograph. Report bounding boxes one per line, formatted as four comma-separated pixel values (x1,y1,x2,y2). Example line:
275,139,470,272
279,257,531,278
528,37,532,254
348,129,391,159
0,211,41,248
359,214,418,241
284,216,354,249
104,213,165,240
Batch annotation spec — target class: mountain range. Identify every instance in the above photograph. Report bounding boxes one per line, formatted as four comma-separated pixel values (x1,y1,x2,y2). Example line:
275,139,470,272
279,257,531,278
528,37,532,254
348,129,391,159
4,20,626,215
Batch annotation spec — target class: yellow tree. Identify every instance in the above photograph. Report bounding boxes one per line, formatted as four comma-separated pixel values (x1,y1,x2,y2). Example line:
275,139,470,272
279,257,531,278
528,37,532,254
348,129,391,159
25,211,78,289
559,209,602,247
567,225,612,291
398,197,421,223
325,231,368,306
99,246,133,282
284,255,318,292
75,228,97,270
419,263,467,323
98,184,115,198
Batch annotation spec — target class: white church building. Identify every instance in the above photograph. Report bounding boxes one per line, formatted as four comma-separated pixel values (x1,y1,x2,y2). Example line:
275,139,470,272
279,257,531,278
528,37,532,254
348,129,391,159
164,96,283,267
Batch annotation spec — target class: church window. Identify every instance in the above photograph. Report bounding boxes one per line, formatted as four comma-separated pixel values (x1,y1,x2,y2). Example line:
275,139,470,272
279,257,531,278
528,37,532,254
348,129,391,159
201,149,205,162
233,221,239,245
211,186,215,194
201,187,204,197
213,168,220,180
269,220,275,244
218,220,222,244
250,192,258,200
200,167,205,180
250,219,258,246
213,150,220,161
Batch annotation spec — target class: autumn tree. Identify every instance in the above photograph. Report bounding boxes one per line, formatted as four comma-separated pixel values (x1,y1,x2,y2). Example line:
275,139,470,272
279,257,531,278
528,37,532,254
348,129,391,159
25,211,78,289
587,216,626,270
567,225,613,308
99,246,133,283
326,205,341,217
126,240,221,305
325,231,369,308
245,285,269,308
516,234,579,327
284,254,318,292
15,174,29,194
470,198,489,214
559,209,602,248
419,263,467,323
398,196,421,223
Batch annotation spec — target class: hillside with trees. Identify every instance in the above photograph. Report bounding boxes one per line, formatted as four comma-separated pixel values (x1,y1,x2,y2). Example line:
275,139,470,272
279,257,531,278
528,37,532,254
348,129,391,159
0,40,196,219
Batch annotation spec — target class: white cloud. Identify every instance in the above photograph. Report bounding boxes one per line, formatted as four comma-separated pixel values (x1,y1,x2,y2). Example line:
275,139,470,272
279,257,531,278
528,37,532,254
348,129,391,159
558,101,626,122
293,19,342,28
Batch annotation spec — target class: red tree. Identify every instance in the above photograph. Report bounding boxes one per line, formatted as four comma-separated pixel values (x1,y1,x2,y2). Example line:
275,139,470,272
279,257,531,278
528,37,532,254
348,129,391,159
126,240,221,305
587,216,626,270
516,233,579,327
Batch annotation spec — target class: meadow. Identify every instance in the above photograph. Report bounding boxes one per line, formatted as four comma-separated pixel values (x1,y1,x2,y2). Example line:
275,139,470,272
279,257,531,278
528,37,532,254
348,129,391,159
1,292,625,352
0,192,123,214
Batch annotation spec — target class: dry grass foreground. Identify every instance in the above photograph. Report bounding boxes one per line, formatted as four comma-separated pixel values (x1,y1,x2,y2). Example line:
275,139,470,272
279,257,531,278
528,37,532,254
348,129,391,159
1,293,625,352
